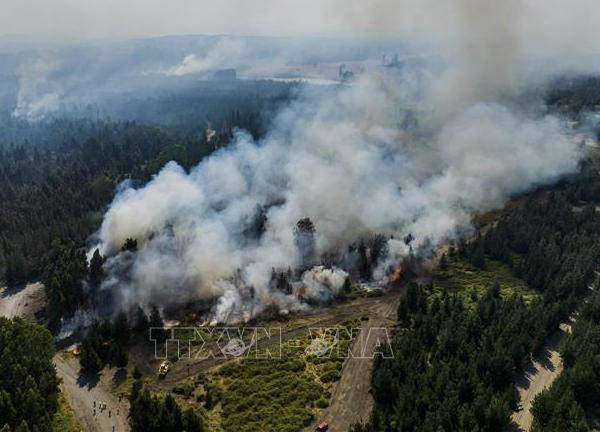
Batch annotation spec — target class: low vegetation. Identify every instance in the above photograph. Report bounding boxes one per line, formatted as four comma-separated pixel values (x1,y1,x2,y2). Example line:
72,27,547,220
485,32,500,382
152,320,357,432
215,322,356,432
51,387,82,432
433,256,539,306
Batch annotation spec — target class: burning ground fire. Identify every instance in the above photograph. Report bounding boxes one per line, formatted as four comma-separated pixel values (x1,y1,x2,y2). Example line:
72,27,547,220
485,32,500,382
390,263,405,284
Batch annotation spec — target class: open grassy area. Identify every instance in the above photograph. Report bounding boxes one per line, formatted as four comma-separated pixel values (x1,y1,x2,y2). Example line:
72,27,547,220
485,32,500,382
52,386,82,432
163,320,358,432
432,257,538,306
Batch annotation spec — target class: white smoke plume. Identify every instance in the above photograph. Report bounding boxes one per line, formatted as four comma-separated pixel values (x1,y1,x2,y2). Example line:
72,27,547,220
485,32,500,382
12,55,63,120
56,308,99,340
93,73,581,319
92,1,594,321
301,266,348,302
167,37,246,76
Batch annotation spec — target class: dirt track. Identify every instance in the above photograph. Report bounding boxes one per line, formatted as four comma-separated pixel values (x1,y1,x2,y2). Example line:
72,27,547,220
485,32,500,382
54,353,130,432
0,282,45,321
510,321,573,432
0,282,128,431
306,292,400,431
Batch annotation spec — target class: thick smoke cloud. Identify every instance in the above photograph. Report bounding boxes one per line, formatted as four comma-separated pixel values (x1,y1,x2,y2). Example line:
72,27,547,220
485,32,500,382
93,70,581,320
301,267,349,301
90,1,597,321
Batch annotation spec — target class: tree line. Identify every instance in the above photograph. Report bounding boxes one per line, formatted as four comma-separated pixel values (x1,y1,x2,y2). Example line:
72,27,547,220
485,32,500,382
78,304,164,374
129,380,205,431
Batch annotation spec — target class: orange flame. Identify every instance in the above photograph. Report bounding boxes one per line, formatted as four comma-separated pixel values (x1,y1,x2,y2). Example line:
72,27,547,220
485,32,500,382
390,263,405,283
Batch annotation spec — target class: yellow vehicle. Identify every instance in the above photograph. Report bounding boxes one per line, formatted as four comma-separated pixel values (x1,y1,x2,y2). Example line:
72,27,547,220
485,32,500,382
158,360,170,377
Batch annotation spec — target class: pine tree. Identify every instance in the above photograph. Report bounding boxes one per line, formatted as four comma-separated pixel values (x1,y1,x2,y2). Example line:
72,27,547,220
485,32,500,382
88,248,104,288
294,217,315,273
80,338,102,374
134,306,150,333
358,240,370,280
183,408,204,432
121,238,138,252
113,311,130,345
440,253,449,270
471,243,486,269
343,277,352,293
112,344,128,368
149,305,164,328
149,305,166,343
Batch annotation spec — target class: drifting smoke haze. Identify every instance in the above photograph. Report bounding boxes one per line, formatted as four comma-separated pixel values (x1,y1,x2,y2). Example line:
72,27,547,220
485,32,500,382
89,0,600,321
166,37,246,76
12,55,62,119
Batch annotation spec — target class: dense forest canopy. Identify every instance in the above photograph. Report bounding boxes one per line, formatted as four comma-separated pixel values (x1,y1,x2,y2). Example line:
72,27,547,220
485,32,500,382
0,79,294,289
0,317,58,432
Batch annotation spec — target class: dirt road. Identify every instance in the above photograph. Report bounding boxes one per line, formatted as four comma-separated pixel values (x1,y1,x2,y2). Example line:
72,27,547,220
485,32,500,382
510,321,573,432
0,283,128,431
306,292,401,432
0,282,45,321
54,353,130,432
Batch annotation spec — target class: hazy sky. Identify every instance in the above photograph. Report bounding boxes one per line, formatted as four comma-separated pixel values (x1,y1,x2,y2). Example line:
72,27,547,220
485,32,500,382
3,0,600,61
1,0,396,43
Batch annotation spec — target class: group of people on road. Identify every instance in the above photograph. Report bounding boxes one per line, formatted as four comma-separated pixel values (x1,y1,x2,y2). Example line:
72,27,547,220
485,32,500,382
93,399,121,431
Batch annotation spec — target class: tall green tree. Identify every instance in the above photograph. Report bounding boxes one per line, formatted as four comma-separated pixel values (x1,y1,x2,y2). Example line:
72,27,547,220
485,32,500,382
41,240,88,331
0,318,58,431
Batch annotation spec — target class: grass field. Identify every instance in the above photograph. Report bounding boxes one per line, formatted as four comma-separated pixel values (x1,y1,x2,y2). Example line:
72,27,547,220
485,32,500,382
432,257,538,306
163,320,358,432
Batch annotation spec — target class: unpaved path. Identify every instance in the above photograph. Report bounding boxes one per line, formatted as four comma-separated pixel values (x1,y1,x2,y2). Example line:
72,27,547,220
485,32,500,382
305,292,401,432
0,282,128,431
54,353,130,432
0,282,45,321
510,321,573,432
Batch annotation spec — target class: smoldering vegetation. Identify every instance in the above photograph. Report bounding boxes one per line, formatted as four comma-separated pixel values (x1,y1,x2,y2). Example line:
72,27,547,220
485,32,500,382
87,0,600,323
91,75,583,322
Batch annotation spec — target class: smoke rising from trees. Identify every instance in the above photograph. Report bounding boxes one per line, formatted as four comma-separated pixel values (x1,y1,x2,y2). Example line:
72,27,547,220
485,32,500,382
92,1,594,320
